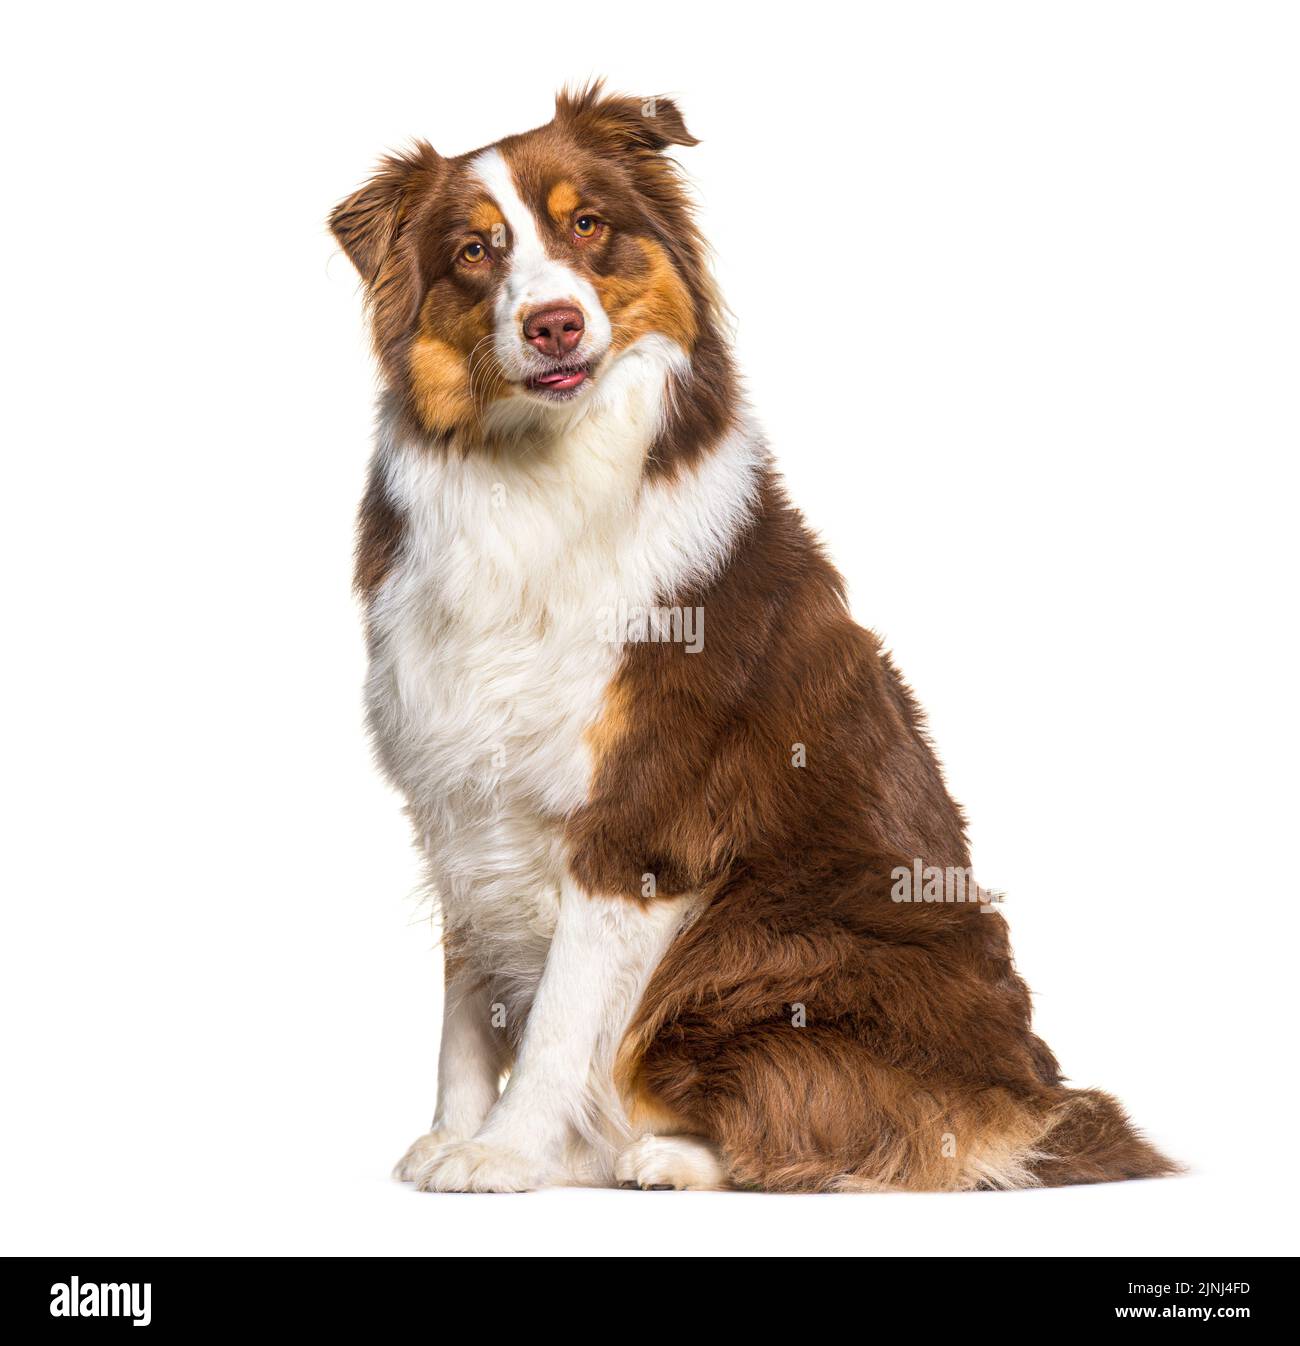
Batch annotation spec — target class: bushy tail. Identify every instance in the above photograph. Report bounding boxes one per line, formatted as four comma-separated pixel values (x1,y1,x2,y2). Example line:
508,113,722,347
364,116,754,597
1027,1087,1181,1187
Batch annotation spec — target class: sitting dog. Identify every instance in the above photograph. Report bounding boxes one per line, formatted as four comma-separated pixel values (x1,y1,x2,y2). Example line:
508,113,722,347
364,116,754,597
330,84,1175,1192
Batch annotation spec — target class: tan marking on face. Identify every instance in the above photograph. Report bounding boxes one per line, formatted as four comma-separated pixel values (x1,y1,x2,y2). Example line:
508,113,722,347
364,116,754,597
408,336,474,432
468,200,505,236
408,291,509,434
595,237,698,354
547,180,580,224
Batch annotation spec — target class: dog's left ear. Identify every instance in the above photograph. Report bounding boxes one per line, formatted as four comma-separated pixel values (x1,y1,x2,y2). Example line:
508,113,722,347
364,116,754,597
555,83,698,154
330,143,440,286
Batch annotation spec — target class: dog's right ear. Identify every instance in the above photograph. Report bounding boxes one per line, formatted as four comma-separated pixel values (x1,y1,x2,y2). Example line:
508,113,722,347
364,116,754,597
329,143,440,286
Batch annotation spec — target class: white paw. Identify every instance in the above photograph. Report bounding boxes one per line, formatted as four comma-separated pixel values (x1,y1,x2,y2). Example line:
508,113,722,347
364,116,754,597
392,1129,462,1182
615,1134,727,1191
415,1139,551,1193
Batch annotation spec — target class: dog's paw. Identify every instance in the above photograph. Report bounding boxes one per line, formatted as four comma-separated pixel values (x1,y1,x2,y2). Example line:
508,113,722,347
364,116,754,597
392,1129,462,1183
614,1134,727,1191
415,1139,551,1193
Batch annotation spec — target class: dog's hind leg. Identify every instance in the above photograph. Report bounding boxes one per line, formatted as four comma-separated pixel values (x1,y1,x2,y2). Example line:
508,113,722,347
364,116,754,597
614,1134,728,1191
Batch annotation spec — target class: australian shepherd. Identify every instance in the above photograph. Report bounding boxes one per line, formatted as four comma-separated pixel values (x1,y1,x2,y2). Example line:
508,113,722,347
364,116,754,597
330,84,1176,1193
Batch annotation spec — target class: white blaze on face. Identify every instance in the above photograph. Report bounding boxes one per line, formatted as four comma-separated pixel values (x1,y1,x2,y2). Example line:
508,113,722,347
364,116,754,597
469,147,613,382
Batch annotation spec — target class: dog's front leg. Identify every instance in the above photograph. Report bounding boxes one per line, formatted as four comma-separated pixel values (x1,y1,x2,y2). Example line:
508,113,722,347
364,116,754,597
416,879,689,1193
393,967,503,1182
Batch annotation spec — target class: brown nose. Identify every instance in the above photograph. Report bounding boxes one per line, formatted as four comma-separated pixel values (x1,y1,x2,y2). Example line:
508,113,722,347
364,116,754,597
522,305,584,358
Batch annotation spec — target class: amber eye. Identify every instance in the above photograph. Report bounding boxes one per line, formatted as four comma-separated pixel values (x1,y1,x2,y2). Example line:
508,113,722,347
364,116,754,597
461,241,487,264
573,215,599,239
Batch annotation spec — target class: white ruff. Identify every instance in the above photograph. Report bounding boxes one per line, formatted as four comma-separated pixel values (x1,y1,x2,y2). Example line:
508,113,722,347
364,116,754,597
365,341,764,1032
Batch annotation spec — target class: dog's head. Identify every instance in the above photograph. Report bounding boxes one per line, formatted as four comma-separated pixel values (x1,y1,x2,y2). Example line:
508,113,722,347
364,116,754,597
331,85,715,439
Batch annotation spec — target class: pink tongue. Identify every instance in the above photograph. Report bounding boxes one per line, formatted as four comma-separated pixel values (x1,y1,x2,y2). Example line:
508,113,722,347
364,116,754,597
536,369,585,386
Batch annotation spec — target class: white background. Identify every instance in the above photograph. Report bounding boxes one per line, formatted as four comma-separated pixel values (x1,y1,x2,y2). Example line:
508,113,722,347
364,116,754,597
2,1,1296,1257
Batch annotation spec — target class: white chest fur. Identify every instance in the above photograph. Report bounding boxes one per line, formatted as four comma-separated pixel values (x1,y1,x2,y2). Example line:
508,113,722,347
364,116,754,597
363,339,763,1002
